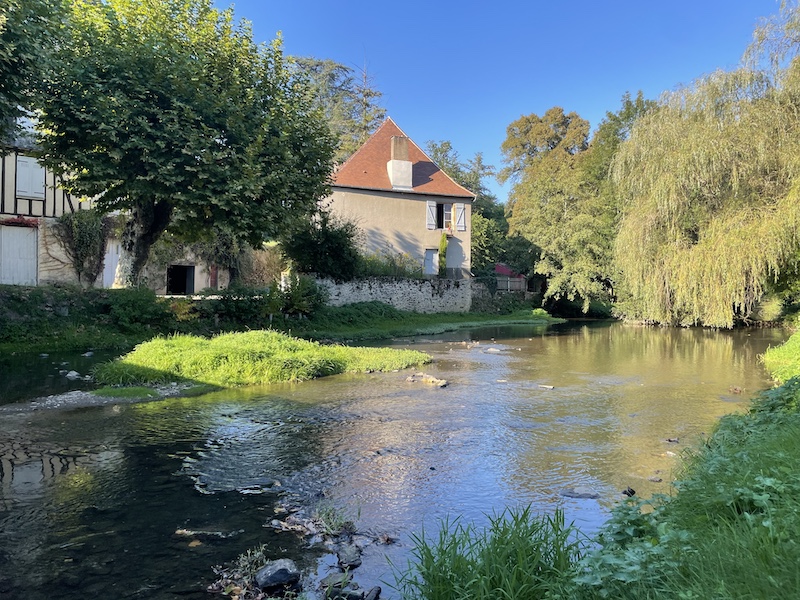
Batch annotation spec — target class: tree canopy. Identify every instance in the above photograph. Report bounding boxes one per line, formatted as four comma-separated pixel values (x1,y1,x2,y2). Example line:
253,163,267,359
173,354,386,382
35,0,336,285
293,57,385,163
498,97,655,312
0,0,62,144
612,4,800,327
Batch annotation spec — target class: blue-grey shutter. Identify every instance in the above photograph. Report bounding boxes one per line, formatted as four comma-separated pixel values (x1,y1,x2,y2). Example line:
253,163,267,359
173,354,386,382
455,203,466,231
426,201,436,230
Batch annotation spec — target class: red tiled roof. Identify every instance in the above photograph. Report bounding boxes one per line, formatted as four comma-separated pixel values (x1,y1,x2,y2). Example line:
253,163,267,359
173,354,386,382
333,117,475,199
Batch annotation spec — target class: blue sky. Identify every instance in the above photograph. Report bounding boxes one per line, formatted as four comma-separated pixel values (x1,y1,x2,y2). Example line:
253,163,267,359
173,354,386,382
220,0,782,203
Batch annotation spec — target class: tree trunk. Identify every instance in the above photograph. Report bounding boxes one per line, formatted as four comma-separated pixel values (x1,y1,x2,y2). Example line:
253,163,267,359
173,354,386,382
112,200,173,287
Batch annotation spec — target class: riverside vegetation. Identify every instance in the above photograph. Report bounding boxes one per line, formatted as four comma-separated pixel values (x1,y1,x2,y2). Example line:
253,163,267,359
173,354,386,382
0,282,556,355
386,332,800,599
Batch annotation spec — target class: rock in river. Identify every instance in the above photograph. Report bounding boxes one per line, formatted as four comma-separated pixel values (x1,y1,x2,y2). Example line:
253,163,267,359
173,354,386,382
337,543,363,569
255,558,300,591
561,485,600,499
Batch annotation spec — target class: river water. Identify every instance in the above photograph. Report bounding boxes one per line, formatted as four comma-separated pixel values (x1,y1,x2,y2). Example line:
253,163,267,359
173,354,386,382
0,321,788,599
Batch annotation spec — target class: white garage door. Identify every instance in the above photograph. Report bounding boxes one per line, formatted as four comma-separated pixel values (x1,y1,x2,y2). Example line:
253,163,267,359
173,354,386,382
0,226,38,285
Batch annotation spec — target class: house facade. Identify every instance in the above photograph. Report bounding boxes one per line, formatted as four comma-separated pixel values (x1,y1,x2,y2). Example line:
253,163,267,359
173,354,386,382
1,134,222,292
0,136,95,286
328,118,475,279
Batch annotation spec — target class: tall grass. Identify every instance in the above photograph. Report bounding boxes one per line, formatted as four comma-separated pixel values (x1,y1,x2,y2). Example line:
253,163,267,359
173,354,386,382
572,379,800,599
762,330,800,383
93,330,430,387
393,506,583,600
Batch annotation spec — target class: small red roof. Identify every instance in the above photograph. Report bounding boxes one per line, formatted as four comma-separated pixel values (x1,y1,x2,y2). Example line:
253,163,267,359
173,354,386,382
495,263,525,278
333,118,475,199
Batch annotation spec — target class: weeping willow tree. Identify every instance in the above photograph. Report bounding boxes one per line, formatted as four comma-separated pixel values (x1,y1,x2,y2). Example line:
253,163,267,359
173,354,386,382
612,5,800,327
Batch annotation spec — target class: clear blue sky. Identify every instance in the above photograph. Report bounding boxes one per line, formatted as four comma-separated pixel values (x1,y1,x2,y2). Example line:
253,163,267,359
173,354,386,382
219,0,781,203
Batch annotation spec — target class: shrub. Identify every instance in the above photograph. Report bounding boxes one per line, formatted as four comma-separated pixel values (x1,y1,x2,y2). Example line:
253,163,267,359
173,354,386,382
281,275,329,318
282,211,360,281
357,249,424,279
99,287,173,333
51,209,111,287
196,286,270,328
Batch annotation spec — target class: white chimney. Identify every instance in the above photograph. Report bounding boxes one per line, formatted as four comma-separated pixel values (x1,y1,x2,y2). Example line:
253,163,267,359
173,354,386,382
387,136,413,190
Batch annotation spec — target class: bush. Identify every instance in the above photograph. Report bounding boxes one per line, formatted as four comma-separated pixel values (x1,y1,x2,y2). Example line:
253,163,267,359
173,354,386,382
282,212,360,281
356,249,424,279
99,287,174,333
196,286,270,328
51,209,111,287
281,275,329,318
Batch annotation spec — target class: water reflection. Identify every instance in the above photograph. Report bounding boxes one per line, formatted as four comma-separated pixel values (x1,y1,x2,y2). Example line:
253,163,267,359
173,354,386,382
0,322,788,599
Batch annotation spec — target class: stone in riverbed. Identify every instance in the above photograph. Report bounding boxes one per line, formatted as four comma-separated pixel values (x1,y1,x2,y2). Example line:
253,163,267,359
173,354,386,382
364,586,382,600
561,486,600,499
337,543,362,569
255,558,300,590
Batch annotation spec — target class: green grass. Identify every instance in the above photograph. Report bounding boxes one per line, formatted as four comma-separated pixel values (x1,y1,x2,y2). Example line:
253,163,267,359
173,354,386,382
92,386,159,398
570,379,800,599
294,303,561,342
93,330,431,387
762,330,800,383
393,506,583,600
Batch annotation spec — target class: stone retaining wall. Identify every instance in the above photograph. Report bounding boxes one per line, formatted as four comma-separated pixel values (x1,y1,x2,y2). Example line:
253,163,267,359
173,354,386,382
315,277,472,313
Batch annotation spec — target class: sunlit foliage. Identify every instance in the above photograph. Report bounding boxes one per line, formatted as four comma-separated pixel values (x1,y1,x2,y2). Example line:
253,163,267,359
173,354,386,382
613,65,800,327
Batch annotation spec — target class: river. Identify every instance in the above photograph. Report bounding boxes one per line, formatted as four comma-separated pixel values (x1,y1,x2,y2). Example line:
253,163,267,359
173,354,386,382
0,321,788,599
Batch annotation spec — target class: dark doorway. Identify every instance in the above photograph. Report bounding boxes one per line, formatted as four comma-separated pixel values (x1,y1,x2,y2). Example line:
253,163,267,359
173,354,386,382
166,264,195,295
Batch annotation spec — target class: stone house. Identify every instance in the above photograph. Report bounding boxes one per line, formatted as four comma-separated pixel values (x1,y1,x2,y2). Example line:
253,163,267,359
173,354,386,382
328,118,475,278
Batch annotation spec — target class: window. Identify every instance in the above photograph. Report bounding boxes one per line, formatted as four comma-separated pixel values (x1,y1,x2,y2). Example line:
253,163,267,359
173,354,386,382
437,203,452,230
16,156,46,200
427,201,467,231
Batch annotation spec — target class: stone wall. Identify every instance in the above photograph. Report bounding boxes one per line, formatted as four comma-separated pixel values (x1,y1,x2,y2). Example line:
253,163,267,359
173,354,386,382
38,219,80,286
315,277,472,313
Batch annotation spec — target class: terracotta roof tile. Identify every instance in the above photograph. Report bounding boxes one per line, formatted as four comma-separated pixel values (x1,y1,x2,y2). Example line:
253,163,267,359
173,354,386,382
333,117,475,199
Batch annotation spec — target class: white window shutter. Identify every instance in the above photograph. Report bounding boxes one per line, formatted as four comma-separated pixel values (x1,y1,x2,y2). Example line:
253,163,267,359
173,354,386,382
16,156,46,200
426,200,436,230
455,203,466,231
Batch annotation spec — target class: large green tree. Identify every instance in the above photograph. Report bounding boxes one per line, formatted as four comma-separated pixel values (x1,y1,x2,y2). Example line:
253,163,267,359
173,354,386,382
35,0,335,286
294,57,385,163
499,107,597,308
613,4,800,327
0,0,63,144
499,97,653,311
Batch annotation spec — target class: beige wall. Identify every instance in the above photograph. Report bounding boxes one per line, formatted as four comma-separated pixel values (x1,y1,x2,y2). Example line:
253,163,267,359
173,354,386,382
329,187,472,278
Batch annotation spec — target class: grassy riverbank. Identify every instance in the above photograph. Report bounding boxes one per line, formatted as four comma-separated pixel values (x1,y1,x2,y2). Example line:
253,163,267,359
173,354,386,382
0,284,560,354
394,332,800,599
93,330,431,387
